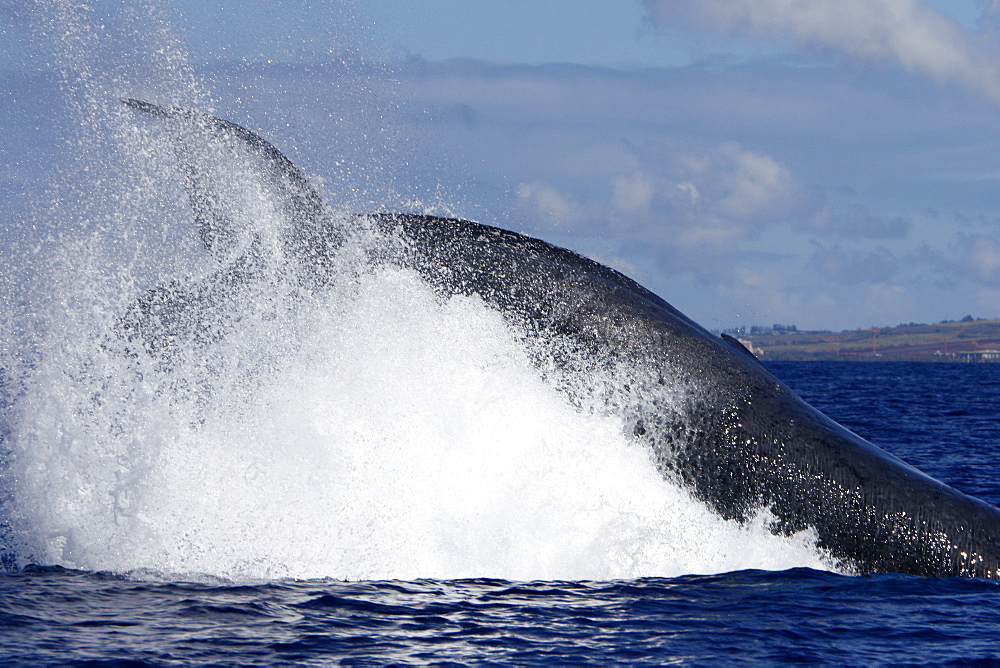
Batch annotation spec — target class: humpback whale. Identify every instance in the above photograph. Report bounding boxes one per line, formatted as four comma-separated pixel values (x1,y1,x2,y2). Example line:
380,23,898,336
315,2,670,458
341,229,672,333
120,98,1000,580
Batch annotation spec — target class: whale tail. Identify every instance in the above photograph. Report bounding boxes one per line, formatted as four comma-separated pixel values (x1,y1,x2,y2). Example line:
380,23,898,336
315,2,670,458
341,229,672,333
118,99,347,357
120,98,340,278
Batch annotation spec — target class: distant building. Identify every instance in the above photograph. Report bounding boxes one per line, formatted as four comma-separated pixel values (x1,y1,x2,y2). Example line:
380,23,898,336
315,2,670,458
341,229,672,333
956,350,1000,362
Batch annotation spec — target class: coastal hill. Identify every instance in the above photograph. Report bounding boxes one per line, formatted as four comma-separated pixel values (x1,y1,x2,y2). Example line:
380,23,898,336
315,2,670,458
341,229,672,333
726,317,1000,362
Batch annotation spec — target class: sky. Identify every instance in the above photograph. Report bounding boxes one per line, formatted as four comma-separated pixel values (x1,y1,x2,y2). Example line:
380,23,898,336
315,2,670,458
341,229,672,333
3,0,1000,331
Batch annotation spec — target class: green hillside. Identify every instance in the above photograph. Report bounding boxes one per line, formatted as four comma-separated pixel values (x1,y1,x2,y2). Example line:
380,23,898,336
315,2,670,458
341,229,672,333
736,318,1000,362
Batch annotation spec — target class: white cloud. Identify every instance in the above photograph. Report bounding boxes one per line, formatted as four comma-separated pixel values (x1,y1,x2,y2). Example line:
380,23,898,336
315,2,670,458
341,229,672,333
611,171,655,214
644,0,1000,106
514,140,814,248
712,142,799,221
653,141,812,246
514,181,586,227
675,181,700,205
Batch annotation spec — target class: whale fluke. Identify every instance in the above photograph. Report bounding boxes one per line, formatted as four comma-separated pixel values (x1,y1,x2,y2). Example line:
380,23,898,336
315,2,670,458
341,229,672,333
121,98,339,279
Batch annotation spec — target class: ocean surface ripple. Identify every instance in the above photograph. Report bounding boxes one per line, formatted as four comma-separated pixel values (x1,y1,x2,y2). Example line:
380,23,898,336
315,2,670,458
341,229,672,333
2,563,999,664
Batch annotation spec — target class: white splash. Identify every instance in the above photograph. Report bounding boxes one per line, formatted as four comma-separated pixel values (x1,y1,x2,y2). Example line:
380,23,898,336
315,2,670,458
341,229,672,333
7,246,835,581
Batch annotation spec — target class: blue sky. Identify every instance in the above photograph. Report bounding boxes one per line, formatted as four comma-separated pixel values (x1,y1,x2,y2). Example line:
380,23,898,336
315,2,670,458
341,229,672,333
4,1,1000,331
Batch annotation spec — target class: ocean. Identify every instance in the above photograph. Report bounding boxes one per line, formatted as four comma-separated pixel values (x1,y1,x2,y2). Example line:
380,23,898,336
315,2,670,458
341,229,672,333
2,361,999,665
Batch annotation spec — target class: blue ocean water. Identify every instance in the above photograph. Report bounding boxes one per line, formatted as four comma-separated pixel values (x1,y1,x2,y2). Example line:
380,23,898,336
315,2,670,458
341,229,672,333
2,361,999,665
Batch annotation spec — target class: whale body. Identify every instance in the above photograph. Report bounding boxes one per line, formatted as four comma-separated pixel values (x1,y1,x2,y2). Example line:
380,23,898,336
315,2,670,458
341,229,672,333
121,99,1000,579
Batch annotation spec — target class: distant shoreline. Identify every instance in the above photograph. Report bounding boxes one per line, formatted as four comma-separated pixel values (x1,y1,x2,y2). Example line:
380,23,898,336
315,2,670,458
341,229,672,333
728,318,1000,362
